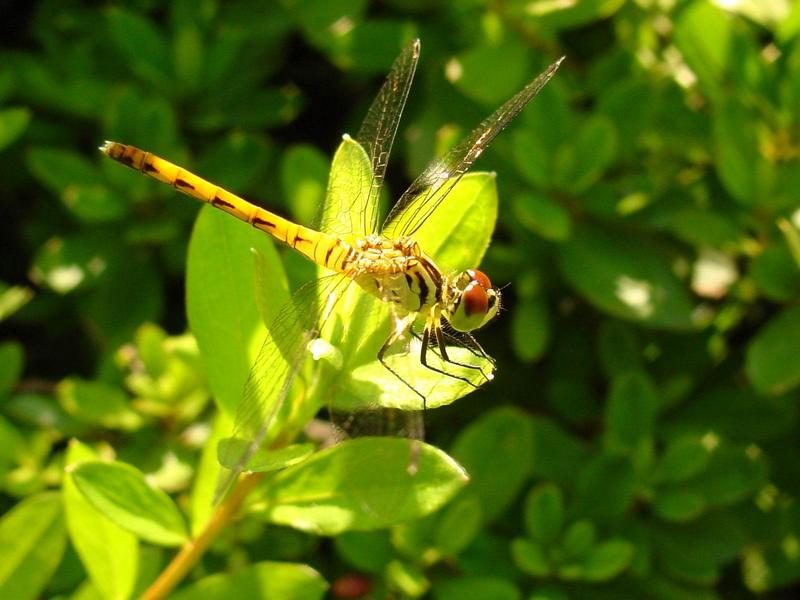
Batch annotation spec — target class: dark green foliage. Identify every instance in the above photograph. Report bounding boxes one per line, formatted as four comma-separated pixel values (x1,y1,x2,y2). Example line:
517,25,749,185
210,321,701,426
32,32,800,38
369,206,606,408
2,0,800,598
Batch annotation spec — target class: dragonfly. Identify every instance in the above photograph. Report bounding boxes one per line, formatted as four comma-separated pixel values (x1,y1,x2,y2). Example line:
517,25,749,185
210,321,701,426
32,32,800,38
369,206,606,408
102,39,563,493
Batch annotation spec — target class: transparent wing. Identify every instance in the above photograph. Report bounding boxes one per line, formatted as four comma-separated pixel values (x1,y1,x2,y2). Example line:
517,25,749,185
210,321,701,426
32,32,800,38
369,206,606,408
382,57,564,239
216,272,353,499
356,38,420,235
319,39,420,237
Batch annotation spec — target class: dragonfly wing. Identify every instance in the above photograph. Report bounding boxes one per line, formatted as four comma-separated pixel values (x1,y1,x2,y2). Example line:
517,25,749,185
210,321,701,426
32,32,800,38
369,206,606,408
355,38,420,235
382,57,564,239
216,272,352,499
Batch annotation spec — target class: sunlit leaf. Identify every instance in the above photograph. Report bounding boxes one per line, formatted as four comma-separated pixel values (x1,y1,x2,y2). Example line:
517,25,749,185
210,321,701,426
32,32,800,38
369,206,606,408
72,461,189,547
63,441,138,600
260,438,467,534
0,493,66,600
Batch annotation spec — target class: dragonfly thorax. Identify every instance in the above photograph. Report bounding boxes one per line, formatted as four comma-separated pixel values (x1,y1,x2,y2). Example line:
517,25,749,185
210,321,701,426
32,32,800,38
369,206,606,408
348,235,444,315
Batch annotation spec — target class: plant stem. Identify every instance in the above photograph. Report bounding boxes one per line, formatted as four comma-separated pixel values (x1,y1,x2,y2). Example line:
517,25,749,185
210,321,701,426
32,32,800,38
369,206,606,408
140,472,265,600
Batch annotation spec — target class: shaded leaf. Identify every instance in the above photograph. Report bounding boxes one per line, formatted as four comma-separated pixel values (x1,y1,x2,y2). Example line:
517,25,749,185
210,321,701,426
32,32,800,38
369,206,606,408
746,305,800,395
171,561,328,600
559,225,694,329
524,483,564,543
0,107,30,151
451,407,534,521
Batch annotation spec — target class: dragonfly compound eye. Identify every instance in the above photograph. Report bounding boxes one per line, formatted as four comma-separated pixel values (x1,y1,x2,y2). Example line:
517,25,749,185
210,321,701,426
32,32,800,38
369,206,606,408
462,282,489,317
468,269,493,290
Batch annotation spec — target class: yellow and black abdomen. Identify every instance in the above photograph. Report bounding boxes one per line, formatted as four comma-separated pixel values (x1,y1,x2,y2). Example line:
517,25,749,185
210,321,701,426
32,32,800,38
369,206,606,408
100,141,352,273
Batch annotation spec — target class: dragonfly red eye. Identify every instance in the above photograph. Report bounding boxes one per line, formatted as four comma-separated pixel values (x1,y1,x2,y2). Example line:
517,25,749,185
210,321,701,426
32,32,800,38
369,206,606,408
468,269,492,290
463,281,489,316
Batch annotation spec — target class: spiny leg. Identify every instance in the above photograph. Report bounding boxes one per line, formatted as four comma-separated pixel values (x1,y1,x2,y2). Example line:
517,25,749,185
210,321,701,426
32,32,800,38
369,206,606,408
434,326,494,383
377,313,427,406
419,323,482,392
411,328,490,382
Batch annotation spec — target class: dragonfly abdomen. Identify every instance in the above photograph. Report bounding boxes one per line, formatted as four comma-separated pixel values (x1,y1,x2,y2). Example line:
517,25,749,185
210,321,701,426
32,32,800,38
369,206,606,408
100,141,352,272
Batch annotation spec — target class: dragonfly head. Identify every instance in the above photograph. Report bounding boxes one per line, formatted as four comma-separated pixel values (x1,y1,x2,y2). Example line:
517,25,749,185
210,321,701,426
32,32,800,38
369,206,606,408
447,269,501,332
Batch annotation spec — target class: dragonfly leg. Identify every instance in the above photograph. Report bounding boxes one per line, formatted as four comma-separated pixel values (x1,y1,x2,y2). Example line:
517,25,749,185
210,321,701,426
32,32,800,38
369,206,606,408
378,315,427,407
449,329,497,373
418,324,482,390
434,326,494,382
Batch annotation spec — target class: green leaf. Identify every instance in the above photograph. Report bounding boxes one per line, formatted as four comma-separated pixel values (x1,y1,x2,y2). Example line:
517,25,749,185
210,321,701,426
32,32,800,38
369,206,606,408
511,295,550,363
751,241,800,302
673,2,732,92
559,225,695,329
84,255,164,346
746,304,800,395
327,21,418,75
663,387,794,444
523,0,625,29
195,132,273,192
653,489,706,522
280,144,329,226
63,440,138,600
72,461,189,546
290,0,368,49
451,41,530,106
553,115,618,194
596,321,641,379
524,483,564,543
582,539,635,582
0,283,33,321
511,537,551,577
512,192,571,242
30,233,117,294
653,436,712,484
334,530,396,574
217,439,314,472
574,454,635,520
173,24,204,90
434,493,483,557
0,107,30,151
691,446,766,507
56,378,141,430
603,370,657,453
560,519,597,559
451,407,534,521
0,340,24,398
712,96,772,206
107,8,171,89
512,129,551,188
187,205,283,417
0,414,24,469
386,559,429,597
530,416,588,485
652,511,746,583
433,576,521,600
171,561,328,600
260,438,467,534
0,493,66,600
27,147,126,222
